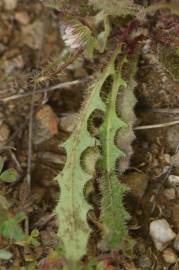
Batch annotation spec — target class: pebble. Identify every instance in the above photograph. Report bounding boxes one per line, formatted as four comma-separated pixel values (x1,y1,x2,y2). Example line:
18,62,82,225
60,113,78,133
168,175,179,186
173,234,179,252
138,255,152,269
163,188,175,200
33,105,58,145
162,248,178,264
21,20,44,49
149,219,176,251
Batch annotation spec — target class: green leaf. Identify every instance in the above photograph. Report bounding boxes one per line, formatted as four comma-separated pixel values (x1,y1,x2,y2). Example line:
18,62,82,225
0,249,13,260
15,212,26,223
0,213,26,241
0,169,17,183
30,238,40,247
55,50,119,263
99,53,138,248
99,68,130,248
0,220,25,241
96,262,105,270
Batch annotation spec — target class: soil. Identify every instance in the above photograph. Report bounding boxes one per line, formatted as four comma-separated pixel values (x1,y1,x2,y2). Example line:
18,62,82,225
0,1,178,269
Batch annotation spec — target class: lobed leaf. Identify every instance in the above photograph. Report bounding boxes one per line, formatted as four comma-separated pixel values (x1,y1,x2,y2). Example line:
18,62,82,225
55,50,119,263
99,54,138,248
99,68,129,248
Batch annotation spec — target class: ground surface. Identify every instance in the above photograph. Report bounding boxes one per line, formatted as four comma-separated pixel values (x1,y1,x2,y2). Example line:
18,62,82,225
0,1,179,269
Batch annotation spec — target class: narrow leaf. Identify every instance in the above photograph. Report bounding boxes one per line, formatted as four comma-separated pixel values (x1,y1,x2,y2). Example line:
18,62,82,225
99,68,130,248
55,50,119,262
99,53,138,248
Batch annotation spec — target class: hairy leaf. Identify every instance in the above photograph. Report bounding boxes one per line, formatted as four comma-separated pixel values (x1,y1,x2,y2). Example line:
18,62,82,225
117,50,139,171
99,68,129,248
55,51,119,262
99,54,138,248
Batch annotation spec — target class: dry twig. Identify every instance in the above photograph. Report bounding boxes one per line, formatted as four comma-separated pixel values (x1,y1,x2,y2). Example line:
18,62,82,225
2,77,91,102
134,120,179,130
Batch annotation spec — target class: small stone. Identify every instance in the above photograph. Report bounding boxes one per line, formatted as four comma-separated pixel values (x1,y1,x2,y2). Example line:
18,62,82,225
138,255,152,269
0,123,10,148
4,0,17,10
21,20,44,49
163,188,175,200
149,219,176,251
173,234,179,252
162,248,177,264
15,11,30,25
121,172,149,199
168,175,179,186
60,113,78,133
33,105,58,145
